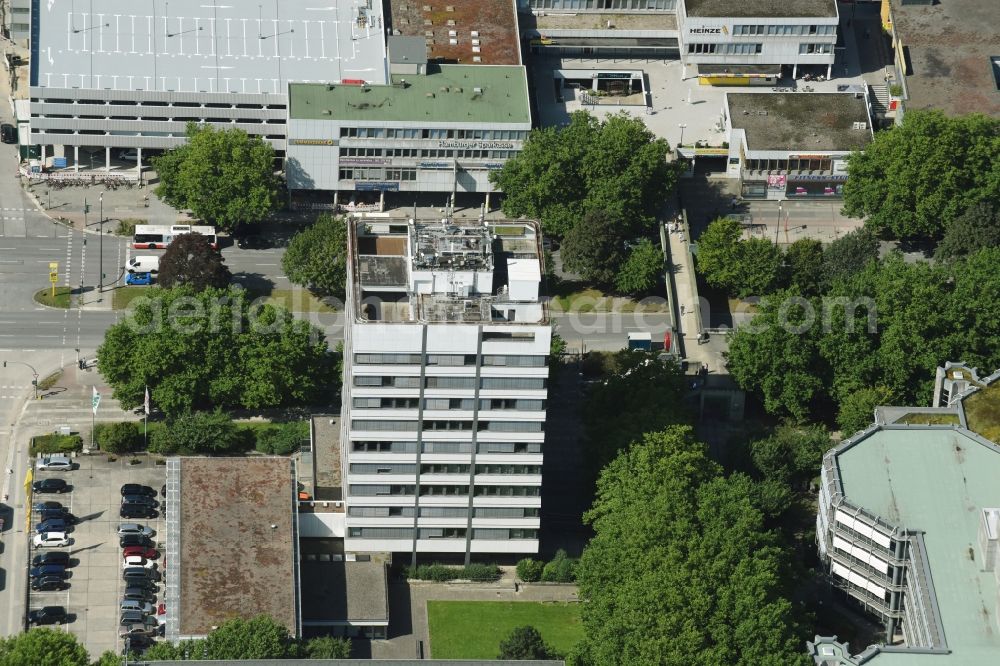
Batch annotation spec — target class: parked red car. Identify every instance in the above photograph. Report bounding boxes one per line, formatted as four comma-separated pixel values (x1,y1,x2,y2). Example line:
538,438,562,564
122,546,158,560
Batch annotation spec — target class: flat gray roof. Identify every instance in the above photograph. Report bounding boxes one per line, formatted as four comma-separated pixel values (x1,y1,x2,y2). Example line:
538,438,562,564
178,457,297,638
728,93,872,152
890,0,1000,118
834,427,1000,664
684,0,837,18
31,0,388,93
388,36,427,66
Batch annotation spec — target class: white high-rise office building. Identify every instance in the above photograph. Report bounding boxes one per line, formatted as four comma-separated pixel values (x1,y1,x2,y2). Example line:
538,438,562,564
340,218,549,562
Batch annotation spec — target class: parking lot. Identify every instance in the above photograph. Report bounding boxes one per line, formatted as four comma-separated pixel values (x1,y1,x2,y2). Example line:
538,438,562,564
28,455,166,657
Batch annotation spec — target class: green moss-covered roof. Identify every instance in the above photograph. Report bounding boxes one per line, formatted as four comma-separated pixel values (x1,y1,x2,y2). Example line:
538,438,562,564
289,65,530,124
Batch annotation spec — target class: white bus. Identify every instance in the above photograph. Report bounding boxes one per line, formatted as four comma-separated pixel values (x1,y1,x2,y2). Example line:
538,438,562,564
132,224,217,250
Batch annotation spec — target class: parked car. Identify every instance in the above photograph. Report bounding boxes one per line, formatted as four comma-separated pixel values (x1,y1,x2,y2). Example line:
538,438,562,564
122,556,157,570
31,576,69,591
120,600,155,615
32,478,69,493
123,546,158,560
119,534,154,549
27,606,67,625
121,494,157,507
33,532,72,548
0,123,16,144
119,610,156,626
119,624,156,638
125,272,153,286
35,519,70,534
121,484,156,497
118,523,155,538
33,500,63,512
122,577,157,591
38,508,75,523
36,455,74,471
126,256,159,274
30,564,68,580
121,633,155,651
120,504,157,519
122,587,157,603
32,551,71,568
123,566,160,582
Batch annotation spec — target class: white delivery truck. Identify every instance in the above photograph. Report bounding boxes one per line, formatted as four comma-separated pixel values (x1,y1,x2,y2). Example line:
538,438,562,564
127,256,160,274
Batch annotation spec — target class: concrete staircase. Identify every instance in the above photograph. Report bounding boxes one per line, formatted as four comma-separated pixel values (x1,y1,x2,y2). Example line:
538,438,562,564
869,83,890,116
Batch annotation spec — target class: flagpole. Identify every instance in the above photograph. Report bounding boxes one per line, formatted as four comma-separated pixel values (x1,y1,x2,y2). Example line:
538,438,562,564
143,385,150,449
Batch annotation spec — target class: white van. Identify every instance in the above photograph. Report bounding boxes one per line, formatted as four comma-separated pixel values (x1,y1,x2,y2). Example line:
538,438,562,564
127,256,159,274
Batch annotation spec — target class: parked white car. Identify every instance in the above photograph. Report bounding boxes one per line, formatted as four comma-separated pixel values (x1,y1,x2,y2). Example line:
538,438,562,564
36,455,74,471
122,556,157,570
33,532,72,548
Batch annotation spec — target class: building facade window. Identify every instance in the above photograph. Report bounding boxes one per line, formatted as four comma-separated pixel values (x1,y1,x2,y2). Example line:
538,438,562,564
421,463,470,474
349,484,416,496
349,506,416,517
420,485,470,496
477,442,542,454
348,527,412,538
474,486,542,497
474,507,540,518
420,528,467,539
349,463,417,474
420,507,470,517
351,420,419,431
473,528,538,540
352,441,419,453
799,43,834,55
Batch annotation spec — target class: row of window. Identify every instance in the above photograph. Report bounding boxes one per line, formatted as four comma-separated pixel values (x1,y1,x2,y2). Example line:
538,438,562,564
687,43,762,55
339,168,417,181
341,127,528,141
354,353,547,367
732,24,836,37
349,463,542,475
348,527,538,540
799,43,834,55
352,397,545,411
745,157,835,173
348,506,539,518
349,484,541,497
528,0,675,9
351,420,544,433
351,441,542,454
354,376,547,390
341,148,517,160
33,98,285,110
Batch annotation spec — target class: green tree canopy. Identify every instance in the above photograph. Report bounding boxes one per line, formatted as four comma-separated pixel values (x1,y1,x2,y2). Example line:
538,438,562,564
783,238,824,296
157,232,232,291
614,239,663,296
97,286,336,416
749,424,831,490
559,210,628,287
738,237,784,297
583,351,688,474
490,111,676,238
302,636,352,659
0,628,89,666
150,410,246,455
837,386,895,436
152,122,280,231
576,427,809,666
202,615,293,659
821,228,878,289
694,217,743,293
281,214,348,297
935,202,1000,261
841,110,1000,239
96,421,140,454
498,626,557,661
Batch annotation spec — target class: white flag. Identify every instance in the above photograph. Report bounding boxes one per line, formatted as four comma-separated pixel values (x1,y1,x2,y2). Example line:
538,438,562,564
144,386,150,416
91,386,101,415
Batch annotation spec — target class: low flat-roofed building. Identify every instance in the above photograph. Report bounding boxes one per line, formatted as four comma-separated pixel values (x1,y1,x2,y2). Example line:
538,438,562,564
723,91,873,199
520,4,680,59
285,64,531,198
388,0,521,66
300,557,390,638
813,368,1000,664
165,457,300,641
883,0,1000,118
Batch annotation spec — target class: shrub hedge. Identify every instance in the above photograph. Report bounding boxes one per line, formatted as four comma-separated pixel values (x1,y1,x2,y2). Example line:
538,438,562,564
30,433,83,455
406,563,502,582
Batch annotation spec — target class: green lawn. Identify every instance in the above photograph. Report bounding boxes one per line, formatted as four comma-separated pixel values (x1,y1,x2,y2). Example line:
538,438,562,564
427,601,583,659
34,286,72,308
895,411,960,426
112,286,155,310
244,287,337,313
964,382,1000,443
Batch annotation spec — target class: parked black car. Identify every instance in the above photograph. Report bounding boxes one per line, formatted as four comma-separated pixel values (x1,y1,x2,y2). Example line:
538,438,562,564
32,478,69,494
120,484,156,497
32,551,71,568
119,534,154,549
27,606,67,625
0,123,16,144
121,495,157,507
31,576,69,591
122,587,157,603
35,518,70,534
30,564,68,580
120,504,157,519
32,500,63,512
39,508,76,523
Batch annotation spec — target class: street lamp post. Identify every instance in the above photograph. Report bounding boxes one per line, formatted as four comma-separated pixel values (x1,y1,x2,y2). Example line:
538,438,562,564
774,199,784,245
98,192,104,294
678,123,687,148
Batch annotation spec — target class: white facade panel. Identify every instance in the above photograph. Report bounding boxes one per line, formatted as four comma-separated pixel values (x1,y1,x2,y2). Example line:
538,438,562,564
832,536,891,574
834,510,893,549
